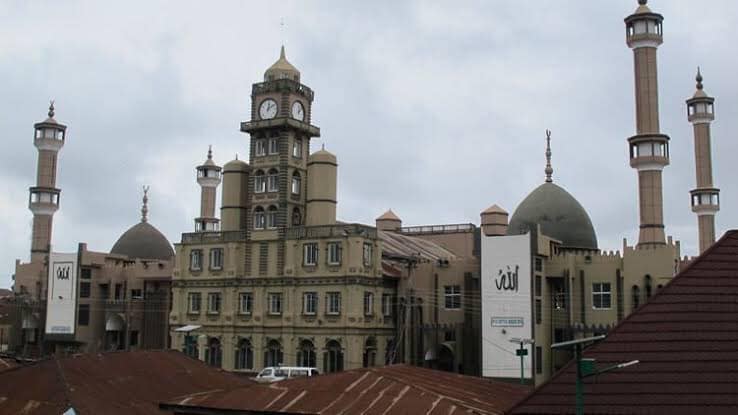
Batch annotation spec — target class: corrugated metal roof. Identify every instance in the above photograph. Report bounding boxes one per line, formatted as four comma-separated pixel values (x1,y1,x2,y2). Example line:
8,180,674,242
380,230,456,261
510,230,738,414
0,350,251,415
162,364,530,414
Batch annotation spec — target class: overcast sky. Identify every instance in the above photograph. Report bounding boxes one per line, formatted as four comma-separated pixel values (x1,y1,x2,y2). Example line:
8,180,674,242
1,1,737,288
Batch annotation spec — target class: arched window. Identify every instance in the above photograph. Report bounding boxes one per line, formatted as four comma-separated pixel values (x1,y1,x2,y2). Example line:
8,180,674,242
632,285,640,311
235,339,253,370
204,337,222,368
254,170,266,193
644,275,652,299
254,206,266,230
297,340,316,368
292,207,302,226
292,138,303,158
323,340,344,373
362,337,377,368
264,339,283,367
267,169,279,192
385,339,396,365
267,206,278,229
291,171,301,195
183,335,198,359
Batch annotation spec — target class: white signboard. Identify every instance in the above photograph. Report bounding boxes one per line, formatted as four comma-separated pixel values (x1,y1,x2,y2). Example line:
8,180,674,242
45,252,78,336
481,233,532,379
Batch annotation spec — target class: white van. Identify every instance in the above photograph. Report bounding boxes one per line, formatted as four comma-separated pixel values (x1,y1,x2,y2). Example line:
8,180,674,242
255,366,320,383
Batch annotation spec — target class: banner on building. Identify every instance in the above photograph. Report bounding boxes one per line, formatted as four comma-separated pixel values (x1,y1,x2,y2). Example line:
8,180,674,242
45,252,78,339
481,233,533,379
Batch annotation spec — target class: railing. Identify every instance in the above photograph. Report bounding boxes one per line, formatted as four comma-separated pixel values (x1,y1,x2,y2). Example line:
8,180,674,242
181,231,247,244
252,79,314,100
400,223,476,235
286,224,377,240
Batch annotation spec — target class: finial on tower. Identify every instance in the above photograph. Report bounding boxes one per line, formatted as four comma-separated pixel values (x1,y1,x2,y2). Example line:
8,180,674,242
696,67,703,90
545,129,553,183
638,0,647,5
207,144,213,160
280,45,286,60
141,185,150,223
48,100,55,118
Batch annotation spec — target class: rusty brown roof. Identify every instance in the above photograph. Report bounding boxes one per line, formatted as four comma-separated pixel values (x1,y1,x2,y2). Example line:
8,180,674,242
0,289,12,298
162,364,530,415
510,230,738,414
0,350,251,414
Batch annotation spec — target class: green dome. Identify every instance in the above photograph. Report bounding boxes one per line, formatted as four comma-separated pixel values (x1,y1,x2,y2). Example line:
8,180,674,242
507,182,598,250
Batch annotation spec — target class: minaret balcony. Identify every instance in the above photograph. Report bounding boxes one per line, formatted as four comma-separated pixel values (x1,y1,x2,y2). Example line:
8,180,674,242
241,117,320,138
690,188,720,215
195,218,220,232
196,168,222,188
625,13,663,49
628,134,670,171
33,128,65,152
29,187,60,215
686,97,715,124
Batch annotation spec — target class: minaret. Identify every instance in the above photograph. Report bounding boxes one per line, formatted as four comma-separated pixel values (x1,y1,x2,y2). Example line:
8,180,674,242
195,146,222,232
29,102,66,262
686,69,719,253
625,0,670,246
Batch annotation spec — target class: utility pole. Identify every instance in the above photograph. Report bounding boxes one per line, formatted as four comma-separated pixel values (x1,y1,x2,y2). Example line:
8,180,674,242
509,338,534,384
552,335,639,415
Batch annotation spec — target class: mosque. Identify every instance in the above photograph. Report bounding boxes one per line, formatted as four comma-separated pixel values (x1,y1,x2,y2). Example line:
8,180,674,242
8,0,722,385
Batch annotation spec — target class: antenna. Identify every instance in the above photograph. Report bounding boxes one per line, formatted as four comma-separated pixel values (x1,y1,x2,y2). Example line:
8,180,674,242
551,335,605,349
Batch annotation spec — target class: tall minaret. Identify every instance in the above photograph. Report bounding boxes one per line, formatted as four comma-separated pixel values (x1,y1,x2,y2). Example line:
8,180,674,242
625,0,670,247
195,146,222,232
29,102,66,262
686,69,719,253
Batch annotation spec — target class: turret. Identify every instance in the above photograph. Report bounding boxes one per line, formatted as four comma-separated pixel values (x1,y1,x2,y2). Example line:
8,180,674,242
195,146,222,232
481,205,509,237
220,156,250,231
686,68,719,253
29,102,66,261
305,147,337,226
625,0,670,246
376,210,402,232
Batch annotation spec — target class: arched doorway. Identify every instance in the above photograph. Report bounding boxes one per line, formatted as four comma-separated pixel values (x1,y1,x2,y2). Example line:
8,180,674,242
437,342,455,372
264,339,283,367
362,337,377,368
323,340,344,373
205,337,222,367
235,339,253,370
297,340,316,367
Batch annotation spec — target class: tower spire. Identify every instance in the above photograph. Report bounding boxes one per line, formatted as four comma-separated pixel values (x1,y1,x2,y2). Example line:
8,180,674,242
696,67,703,90
141,185,149,223
48,100,55,118
545,129,553,183
207,144,213,160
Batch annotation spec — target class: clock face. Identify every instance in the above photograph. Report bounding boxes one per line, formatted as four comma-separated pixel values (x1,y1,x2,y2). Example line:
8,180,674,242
291,101,305,121
259,99,278,120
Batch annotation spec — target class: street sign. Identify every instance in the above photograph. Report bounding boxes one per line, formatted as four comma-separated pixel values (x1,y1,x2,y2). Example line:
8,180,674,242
516,349,528,357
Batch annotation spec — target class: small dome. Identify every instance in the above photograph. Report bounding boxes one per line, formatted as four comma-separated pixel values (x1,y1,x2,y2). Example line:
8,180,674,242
308,148,337,164
508,182,598,250
376,209,401,221
264,46,300,82
223,158,250,172
481,204,508,216
111,221,174,260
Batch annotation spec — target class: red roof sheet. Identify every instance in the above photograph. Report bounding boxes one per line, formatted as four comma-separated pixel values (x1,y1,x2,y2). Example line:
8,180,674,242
0,350,251,414
163,364,530,414
510,230,738,414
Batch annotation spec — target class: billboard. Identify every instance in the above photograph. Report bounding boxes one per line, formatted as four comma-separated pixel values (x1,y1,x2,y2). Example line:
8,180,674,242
481,233,533,379
45,252,78,338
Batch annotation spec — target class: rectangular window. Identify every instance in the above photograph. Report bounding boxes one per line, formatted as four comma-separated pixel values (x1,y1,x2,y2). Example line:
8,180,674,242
444,285,461,309
78,304,90,326
362,243,373,267
382,294,392,317
99,283,109,300
190,250,202,271
80,282,91,298
267,174,278,192
535,299,542,324
536,346,543,375
364,292,374,316
268,293,283,315
255,139,266,156
534,257,543,272
239,292,253,315
188,292,202,314
254,175,266,193
327,242,341,265
131,289,143,299
535,275,542,297
303,243,318,266
80,268,91,279
291,175,301,195
207,293,221,314
326,292,341,315
114,283,124,300
209,248,224,270
592,282,612,309
444,330,456,342
268,137,278,155
292,139,303,158
303,292,317,315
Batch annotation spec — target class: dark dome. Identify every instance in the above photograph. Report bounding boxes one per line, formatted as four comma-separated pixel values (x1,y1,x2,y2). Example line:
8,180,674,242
110,221,174,260
507,182,598,250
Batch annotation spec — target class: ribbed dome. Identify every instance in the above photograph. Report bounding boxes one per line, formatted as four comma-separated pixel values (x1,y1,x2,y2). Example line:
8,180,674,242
507,182,598,250
264,46,300,82
111,221,174,260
